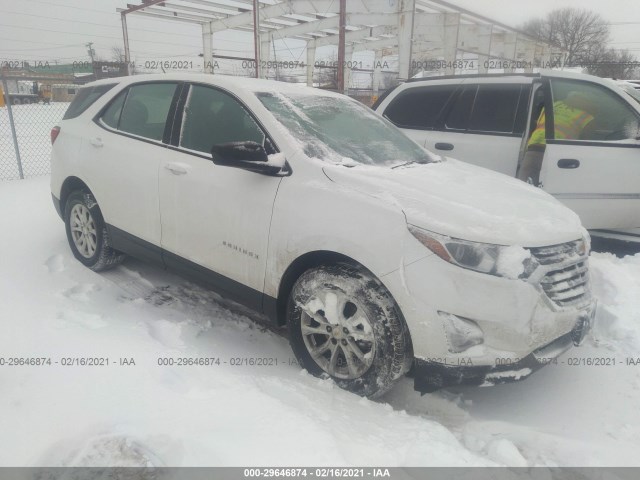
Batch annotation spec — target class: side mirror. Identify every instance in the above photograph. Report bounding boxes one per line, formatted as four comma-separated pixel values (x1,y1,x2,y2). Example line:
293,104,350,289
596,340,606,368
211,141,285,176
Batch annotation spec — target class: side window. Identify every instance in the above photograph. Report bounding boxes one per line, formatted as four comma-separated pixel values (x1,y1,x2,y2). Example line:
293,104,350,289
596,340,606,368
101,90,127,129
550,79,640,142
63,83,116,120
443,86,477,130
383,85,457,129
116,83,177,141
468,84,522,134
179,85,266,154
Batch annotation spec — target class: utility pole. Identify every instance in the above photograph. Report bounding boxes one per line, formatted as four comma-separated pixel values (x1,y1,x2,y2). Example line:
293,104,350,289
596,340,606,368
337,0,346,92
85,42,96,63
121,12,132,74
272,41,279,81
252,0,261,78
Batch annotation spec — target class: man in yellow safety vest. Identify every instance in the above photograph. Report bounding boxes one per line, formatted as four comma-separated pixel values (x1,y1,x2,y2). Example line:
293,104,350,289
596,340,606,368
517,92,596,185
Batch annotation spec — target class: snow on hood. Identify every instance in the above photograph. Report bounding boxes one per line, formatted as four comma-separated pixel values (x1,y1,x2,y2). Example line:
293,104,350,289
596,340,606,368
322,159,584,247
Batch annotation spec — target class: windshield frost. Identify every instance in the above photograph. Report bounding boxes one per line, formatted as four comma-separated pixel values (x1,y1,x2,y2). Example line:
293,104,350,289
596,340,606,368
257,91,435,167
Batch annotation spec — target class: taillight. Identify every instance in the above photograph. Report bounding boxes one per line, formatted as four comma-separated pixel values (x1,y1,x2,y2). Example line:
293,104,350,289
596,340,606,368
51,126,61,145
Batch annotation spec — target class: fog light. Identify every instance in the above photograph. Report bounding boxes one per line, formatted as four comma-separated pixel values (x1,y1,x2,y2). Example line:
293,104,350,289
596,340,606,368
438,311,484,353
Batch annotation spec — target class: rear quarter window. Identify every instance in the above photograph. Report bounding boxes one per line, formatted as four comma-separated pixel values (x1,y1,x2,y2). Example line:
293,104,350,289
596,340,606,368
62,83,117,120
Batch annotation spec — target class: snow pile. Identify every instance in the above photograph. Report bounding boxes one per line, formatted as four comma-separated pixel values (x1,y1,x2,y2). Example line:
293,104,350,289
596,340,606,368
590,252,640,354
1,177,639,467
495,246,531,279
0,177,491,467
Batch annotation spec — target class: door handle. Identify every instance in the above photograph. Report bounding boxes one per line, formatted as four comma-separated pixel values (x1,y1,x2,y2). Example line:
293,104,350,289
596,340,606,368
557,159,580,169
435,142,454,151
164,163,188,175
90,137,103,148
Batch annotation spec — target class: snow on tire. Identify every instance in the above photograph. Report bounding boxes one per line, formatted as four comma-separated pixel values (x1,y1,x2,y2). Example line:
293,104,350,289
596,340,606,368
64,191,125,272
287,263,413,398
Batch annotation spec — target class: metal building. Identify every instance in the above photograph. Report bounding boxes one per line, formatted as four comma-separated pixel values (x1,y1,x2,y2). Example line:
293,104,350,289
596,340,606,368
119,0,562,92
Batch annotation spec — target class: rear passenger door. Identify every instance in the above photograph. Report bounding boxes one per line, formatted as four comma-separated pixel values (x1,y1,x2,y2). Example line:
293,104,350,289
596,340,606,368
429,83,530,176
86,82,180,258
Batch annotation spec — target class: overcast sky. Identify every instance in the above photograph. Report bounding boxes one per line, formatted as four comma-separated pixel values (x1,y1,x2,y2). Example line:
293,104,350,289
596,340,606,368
0,0,638,66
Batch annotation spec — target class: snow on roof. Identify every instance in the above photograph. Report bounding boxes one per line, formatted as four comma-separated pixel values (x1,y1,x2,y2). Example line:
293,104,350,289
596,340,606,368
84,73,344,98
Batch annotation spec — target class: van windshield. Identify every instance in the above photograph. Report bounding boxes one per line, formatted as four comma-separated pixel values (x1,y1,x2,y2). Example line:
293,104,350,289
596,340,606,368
256,91,436,167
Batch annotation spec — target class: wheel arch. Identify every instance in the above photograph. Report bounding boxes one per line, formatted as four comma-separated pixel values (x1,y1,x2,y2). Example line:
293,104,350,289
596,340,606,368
59,176,95,213
275,251,361,326
274,250,408,335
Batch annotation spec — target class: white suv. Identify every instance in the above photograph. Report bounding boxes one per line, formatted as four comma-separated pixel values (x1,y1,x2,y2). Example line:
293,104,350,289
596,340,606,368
374,70,640,243
51,73,595,397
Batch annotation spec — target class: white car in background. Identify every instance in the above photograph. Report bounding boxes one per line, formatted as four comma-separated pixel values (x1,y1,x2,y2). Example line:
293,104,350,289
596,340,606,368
374,70,640,246
51,74,595,397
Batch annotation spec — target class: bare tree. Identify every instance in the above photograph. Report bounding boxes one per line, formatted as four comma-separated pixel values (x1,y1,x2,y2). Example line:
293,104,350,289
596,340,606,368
583,48,639,79
521,8,610,66
111,46,126,63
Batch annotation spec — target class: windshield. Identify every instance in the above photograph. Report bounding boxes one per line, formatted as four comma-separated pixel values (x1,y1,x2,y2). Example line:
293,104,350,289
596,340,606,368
256,91,436,167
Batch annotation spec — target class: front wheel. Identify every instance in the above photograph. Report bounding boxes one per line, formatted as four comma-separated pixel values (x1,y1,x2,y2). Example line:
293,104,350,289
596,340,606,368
64,191,125,271
287,264,413,398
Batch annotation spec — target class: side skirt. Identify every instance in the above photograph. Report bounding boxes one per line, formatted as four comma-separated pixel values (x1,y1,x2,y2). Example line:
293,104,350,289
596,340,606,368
106,224,279,323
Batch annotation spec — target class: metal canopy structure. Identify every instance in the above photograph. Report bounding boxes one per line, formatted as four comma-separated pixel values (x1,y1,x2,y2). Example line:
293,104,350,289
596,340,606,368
119,0,562,91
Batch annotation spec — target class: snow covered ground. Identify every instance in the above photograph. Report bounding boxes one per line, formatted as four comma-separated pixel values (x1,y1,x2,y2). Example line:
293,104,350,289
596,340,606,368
1,176,639,467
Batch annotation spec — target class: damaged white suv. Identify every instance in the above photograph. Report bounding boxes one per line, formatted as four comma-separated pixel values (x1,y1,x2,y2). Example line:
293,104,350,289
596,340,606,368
51,74,596,397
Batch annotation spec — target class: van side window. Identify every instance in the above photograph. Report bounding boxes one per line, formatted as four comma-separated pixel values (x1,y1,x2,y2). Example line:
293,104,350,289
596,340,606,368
444,86,477,130
179,85,267,154
468,84,522,134
383,85,457,129
550,79,640,142
109,83,178,141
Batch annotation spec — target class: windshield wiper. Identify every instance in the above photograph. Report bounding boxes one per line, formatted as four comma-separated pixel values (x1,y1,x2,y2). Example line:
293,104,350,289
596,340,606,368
391,160,430,169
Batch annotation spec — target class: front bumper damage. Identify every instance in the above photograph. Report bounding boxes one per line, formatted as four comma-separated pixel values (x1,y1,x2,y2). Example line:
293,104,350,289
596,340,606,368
413,302,596,394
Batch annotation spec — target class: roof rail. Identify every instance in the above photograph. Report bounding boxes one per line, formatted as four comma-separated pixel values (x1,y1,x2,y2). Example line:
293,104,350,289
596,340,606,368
406,72,542,83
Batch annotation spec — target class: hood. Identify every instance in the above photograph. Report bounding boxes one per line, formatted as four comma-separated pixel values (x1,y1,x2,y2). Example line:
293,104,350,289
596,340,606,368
322,159,584,247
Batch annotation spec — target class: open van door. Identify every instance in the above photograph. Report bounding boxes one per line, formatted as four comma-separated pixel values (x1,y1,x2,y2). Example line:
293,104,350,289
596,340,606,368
539,77,640,229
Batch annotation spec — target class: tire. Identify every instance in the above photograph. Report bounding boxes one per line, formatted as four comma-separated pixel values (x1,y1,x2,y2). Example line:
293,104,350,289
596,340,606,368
64,191,125,271
287,263,413,398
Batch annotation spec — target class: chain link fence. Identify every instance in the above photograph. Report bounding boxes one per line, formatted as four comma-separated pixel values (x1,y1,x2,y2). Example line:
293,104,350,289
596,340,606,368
0,68,394,182
1,75,89,181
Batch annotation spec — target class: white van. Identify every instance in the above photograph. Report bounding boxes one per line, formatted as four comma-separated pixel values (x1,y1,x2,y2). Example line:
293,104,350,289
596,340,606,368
374,70,640,244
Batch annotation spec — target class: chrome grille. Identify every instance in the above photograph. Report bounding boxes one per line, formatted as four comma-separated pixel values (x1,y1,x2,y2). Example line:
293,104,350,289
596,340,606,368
529,240,585,265
530,242,591,308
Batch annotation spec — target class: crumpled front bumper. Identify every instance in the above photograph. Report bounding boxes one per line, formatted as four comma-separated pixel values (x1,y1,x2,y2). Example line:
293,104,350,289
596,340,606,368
413,301,596,394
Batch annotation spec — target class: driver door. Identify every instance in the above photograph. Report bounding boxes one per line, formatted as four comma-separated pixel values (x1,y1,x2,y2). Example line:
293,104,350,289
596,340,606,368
159,83,283,310
540,77,640,229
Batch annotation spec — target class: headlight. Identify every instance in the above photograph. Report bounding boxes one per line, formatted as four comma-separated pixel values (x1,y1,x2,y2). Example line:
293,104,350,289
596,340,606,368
408,225,537,279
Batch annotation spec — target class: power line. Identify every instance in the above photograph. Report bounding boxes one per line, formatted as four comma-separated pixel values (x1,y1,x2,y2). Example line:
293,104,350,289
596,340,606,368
2,9,257,45
0,23,202,48
0,38,81,50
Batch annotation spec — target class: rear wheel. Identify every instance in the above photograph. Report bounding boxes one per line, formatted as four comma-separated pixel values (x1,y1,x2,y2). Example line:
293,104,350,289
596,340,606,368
287,264,412,398
64,191,125,271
